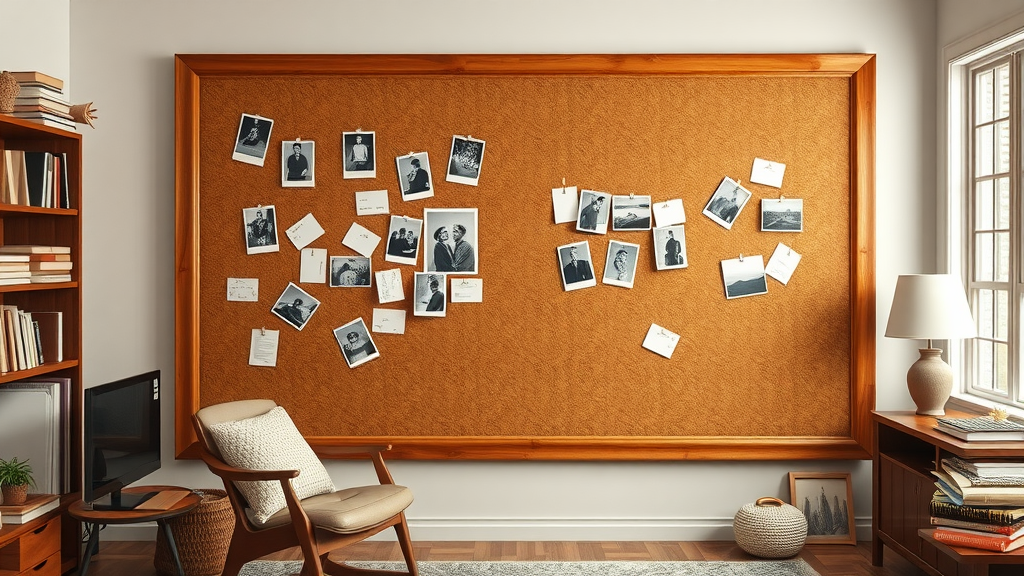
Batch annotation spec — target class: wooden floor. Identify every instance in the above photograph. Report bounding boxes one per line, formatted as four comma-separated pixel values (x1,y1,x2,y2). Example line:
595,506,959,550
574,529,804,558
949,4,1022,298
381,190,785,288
85,540,927,576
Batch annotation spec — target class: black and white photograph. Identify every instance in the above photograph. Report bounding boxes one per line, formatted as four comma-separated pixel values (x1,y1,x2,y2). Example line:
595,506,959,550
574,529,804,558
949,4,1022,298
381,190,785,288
702,177,752,230
384,215,423,266
446,135,486,186
653,225,688,270
611,194,652,231
329,256,371,287
413,273,447,317
576,189,612,234
232,113,274,166
423,208,478,274
281,140,315,187
333,317,379,368
788,472,856,544
396,152,434,201
602,240,640,289
557,241,596,292
721,255,768,299
761,198,804,232
242,205,279,255
270,282,320,331
343,131,376,179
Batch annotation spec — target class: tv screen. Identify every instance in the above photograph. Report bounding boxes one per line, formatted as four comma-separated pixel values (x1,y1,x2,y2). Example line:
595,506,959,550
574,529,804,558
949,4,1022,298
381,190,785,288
83,370,161,510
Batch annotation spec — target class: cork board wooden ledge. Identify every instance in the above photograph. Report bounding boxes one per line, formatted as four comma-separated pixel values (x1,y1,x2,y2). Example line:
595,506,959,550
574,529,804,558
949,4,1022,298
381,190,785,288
174,54,876,461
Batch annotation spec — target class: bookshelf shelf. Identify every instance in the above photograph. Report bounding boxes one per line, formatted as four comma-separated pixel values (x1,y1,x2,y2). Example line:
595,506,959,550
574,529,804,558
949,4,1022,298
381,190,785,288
0,360,79,385
0,205,78,217
0,282,77,294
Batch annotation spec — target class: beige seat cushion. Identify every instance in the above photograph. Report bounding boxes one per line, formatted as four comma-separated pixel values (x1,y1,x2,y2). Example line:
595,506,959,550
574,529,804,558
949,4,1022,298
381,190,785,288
251,484,413,534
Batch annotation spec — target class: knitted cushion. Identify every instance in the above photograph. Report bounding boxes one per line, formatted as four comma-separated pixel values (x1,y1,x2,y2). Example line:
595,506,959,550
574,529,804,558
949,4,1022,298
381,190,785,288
207,406,335,524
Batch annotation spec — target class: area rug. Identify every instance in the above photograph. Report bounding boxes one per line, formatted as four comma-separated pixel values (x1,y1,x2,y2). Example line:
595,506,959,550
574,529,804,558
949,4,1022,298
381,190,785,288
238,559,820,576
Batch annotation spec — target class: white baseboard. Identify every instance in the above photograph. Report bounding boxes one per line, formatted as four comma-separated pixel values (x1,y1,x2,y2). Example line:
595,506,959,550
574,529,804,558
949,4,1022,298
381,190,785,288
99,517,872,543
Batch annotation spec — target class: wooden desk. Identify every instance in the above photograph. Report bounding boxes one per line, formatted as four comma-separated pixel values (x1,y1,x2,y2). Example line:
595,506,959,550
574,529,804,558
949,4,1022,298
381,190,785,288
873,410,1024,576
68,486,200,576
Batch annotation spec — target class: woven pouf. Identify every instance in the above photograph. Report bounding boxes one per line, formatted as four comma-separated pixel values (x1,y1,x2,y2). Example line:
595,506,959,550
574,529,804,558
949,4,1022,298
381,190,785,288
154,489,234,576
733,496,808,558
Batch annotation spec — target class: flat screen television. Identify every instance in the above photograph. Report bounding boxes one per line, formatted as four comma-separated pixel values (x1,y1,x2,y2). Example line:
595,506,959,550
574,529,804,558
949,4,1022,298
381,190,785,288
83,370,161,510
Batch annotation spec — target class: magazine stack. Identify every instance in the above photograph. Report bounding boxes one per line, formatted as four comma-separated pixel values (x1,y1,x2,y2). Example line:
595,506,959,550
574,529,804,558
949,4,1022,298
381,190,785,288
930,455,1024,552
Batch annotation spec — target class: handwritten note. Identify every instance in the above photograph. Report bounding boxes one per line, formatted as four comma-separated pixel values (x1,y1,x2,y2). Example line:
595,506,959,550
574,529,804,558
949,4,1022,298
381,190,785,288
653,198,686,227
248,328,280,366
227,278,258,302
299,248,327,283
375,268,404,303
765,243,802,285
750,157,786,188
343,222,382,257
372,308,406,334
552,186,579,224
355,190,390,216
451,278,483,303
642,323,680,359
285,213,325,250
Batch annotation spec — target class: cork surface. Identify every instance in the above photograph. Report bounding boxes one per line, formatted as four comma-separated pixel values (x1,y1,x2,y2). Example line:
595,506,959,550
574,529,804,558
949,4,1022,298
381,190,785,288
197,73,851,438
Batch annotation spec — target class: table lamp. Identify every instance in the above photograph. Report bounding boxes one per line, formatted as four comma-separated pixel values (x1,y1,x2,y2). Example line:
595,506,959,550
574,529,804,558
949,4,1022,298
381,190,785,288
885,274,977,415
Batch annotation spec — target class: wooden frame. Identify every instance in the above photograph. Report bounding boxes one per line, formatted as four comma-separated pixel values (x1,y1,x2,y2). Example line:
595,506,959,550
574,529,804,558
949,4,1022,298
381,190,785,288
174,53,876,461
789,471,857,545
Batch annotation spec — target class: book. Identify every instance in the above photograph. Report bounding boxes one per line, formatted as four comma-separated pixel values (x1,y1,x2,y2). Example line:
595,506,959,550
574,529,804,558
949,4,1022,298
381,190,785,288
0,245,71,254
943,456,1024,484
0,263,30,271
10,104,74,120
9,71,64,91
29,275,71,284
28,261,72,271
931,516,1024,537
0,255,31,262
11,85,67,102
33,312,62,364
933,469,1024,506
932,527,1024,552
0,494,59,525
13,95,72,114
23,152,48,207
0,278,32,286
28,254,70,262
8,115,76,132
935,422,1024,441
58,152,69,209
0,271,32,279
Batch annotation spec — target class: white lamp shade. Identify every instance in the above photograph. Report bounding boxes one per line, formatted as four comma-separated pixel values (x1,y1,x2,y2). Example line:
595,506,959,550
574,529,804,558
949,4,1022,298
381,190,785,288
885,274,977,340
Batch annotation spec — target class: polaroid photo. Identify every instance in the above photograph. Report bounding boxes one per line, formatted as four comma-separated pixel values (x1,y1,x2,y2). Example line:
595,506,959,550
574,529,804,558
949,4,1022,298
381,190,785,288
602,240,641,289
232,113,274,166
423,208,479,274
384,215,424,266
334,317,379,368
576,189,612,234
761,198,804,232
446,135,486,186
557,241,596,292
653,225,688,271
270,282,321,330
611,195,652,231
281,140,315,187
396,152,434,201
343,131,376,179
413,273,447,317
721,255,768,300
243,205,280,255
702,177,753,230
330,255,372,287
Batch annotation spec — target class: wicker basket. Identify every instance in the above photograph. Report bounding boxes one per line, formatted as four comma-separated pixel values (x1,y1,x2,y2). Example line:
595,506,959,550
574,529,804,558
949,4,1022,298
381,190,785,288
733,496,808,559
154,489,234,576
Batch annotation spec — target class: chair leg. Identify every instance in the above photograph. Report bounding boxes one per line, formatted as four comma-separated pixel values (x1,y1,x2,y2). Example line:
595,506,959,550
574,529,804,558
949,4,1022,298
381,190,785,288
221,540,251,576
394,513,419,576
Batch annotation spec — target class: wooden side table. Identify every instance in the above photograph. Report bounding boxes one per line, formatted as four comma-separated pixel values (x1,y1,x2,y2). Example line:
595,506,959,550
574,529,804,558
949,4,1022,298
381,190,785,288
68,485,201,576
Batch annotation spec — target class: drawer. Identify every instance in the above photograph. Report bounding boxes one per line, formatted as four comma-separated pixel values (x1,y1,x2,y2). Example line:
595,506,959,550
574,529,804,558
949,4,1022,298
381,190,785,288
16,550,59,576
0,516,60,574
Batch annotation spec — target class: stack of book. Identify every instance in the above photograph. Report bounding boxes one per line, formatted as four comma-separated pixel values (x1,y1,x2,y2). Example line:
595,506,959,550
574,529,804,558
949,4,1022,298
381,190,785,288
1,149,70,208
0,304,62,373
0,245,73,283
930,455,1024,552
0,253,31,286
935,416,1024,441
8,71,75,132
0,493,59,525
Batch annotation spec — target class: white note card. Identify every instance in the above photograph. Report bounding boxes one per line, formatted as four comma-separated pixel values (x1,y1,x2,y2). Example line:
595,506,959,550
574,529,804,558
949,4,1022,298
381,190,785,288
355,190,390,216
227,278,258,301
552,186,579,224
372,308,407,334
653,198,686,227
375,268,404,303
299,248,327,283
249,328,280,367
451,278,483,303
343,222,382,257
750,157,786,188
642,323,680,359
765,243,802,285
285,213,326,250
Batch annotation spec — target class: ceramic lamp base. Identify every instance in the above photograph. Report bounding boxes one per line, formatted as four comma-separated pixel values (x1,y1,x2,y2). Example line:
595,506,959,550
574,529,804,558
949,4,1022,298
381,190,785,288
907,348,953,416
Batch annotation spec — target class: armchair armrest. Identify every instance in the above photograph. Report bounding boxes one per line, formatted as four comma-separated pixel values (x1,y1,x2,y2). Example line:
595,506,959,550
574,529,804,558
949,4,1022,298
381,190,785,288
197,449,300,482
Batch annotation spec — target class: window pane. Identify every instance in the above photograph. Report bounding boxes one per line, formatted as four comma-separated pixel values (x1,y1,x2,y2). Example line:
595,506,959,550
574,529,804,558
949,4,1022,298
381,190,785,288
979,288,994,338
997,289,1009,340
997,177,1011,228
977,339,994,390
996,342,1009,393
997,231,1011,281
997,63,1011,118
977,69,994,124
976,232,994,281
977,179,994,230
997,120,1011,173
977,124,994,177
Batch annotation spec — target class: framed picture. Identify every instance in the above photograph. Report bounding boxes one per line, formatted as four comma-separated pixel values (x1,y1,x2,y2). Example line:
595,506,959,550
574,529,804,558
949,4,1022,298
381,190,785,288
702,176,752,230
576,189,611,234
343,131,376,179
788,472,856,545
423,208,478,274
611,194,652,231
602,240,640,289
761,198,804,232
333,317,379,368
396,151,434,201
232,113,274,166
281,140,315,187
446,135,486,186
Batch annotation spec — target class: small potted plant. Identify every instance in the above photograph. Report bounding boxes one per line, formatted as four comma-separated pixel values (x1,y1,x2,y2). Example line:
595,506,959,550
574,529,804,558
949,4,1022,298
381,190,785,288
0,457,34,505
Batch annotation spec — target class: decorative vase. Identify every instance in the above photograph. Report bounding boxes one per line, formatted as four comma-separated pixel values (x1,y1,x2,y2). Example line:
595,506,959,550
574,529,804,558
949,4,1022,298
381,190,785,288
0,71,19,114
733,496,808,558
1,484,29,506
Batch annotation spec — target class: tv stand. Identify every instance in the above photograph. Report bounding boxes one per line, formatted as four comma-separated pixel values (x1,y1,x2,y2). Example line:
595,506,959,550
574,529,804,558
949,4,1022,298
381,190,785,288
91,487,158,511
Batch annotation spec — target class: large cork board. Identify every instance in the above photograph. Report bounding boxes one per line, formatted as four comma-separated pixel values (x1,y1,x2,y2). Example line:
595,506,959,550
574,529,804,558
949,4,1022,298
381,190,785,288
175,54,875,460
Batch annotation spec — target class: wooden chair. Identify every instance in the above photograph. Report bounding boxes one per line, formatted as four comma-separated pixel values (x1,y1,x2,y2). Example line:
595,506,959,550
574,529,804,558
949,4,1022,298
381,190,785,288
192,399,418,576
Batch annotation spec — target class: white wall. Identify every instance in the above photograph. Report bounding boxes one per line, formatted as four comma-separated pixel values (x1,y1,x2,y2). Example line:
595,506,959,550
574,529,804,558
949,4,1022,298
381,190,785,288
30,0,939,541
0,0,69,92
